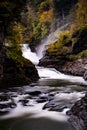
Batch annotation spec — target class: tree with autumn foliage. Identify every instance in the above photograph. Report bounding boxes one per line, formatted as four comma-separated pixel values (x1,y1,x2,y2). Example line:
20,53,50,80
22,0,54,50
71,0,87,32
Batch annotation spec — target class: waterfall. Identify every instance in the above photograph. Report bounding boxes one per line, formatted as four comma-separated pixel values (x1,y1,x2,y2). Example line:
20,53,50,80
22,23,87,85
36,23,69,58
22,44,39,65
22,44,87,85
22,23,69,61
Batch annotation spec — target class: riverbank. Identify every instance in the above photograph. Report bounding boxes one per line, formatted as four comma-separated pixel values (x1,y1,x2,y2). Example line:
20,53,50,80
67,93,87,130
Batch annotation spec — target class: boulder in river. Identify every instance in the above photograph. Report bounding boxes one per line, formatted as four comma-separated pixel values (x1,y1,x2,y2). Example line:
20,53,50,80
0,54,39,87
83,71,87,80
67,93,87,130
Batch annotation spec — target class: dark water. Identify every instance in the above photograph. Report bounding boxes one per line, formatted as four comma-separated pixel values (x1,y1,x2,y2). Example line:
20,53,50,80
0,116,74,130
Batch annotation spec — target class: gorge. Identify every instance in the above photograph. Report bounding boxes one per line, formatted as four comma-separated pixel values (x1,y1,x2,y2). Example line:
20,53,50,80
0,41,87,130
0,0,87,130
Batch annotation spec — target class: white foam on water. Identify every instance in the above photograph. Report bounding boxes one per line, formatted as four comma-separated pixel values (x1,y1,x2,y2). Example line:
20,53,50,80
22,44,39,65
0,100,68,122
55,92,85,101
0,92,85,122
37,67,87,85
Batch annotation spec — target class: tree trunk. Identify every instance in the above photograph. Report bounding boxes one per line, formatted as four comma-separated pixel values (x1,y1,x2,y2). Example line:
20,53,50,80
0,23,5,79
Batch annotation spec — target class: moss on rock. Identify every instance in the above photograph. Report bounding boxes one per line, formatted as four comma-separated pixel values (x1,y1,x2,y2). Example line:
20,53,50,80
0,47,39,87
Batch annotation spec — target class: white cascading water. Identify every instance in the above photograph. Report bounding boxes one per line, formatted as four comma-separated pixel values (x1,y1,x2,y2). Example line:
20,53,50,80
22,44,39,65
22,44,87,85
22,22,87,85
36,23,69,58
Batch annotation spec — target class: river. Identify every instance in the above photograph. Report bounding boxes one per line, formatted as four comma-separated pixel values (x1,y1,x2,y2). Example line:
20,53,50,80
0,44,87,130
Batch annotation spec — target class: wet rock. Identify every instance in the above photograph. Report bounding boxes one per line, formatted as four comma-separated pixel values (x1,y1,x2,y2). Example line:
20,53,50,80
43,100,56,110
27,91,42,96
0,94,17,114
43,99,73,112
0,101,17,110
49,104,67,112
10,102,17,108
67,93,87,130
48,93,55,101
19,99,29,106
36,98,47,103
36,92,55,103
0,94,10,101
83,71,87,80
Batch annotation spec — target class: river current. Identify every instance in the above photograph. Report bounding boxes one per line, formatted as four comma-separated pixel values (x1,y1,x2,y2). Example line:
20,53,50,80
0,44,87,130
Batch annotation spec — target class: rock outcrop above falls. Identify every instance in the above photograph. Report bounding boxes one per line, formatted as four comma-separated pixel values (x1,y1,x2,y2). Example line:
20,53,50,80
39,55,87,76
38,27,87,77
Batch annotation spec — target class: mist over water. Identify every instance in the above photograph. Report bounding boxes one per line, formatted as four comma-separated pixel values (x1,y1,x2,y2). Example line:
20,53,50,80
36,23,69,58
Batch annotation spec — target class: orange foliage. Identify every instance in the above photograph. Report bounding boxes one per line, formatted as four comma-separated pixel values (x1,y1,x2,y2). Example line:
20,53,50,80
40,8,54,23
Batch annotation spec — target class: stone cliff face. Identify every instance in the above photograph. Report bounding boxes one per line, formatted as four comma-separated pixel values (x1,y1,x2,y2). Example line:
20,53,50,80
38,28,87,77
39,55,87,76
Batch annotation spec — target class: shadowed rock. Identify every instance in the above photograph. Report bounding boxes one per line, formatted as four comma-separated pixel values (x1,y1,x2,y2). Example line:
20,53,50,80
67,93,87,130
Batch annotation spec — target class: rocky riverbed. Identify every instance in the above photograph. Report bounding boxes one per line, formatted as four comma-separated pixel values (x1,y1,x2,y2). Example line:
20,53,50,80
0,80,86,117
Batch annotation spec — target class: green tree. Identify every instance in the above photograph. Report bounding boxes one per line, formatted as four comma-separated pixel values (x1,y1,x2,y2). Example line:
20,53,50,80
71,0,87,33
75,0,87,26
22,0,54,45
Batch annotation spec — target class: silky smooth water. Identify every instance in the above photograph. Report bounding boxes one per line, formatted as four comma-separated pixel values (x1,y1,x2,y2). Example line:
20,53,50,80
0,116,75,130
0,44,86,130
0,67,87,130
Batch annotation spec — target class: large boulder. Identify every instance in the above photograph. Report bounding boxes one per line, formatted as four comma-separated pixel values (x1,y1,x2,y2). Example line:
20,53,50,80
67,93,87,130
0,53,39,87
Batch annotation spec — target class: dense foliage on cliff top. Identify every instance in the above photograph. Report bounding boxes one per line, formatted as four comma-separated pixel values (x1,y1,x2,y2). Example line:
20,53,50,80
47,0,87,61
22,0,78,45
1,0,77,60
